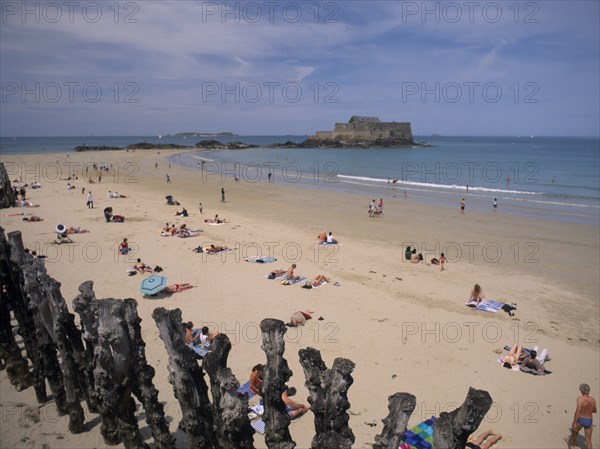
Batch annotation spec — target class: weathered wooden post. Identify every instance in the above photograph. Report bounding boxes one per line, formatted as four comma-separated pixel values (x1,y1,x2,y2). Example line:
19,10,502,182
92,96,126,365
373,393,417,449
152,307,218,449
298,347,355,449
259,319,295,449
433,387,493,449
202,333,255,449
0,163,17,208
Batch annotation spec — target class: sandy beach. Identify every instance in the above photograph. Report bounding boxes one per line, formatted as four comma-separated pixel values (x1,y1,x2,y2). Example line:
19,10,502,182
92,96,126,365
1,149,598,449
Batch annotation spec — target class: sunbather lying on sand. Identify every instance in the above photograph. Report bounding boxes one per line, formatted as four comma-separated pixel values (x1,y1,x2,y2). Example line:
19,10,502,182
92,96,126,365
160,283,193,294
206,244,228,253
65,226,89,235
22,216,43,222
466,430,502,449
311,274,330,287
204,214,226,224
268,269,288,278
502,343,524,368
134,258,153,273
20,200,38,207
286,310,314,327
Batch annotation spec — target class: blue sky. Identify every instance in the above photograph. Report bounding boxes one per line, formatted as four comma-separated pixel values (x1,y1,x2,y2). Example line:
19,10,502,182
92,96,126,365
1,1,599,136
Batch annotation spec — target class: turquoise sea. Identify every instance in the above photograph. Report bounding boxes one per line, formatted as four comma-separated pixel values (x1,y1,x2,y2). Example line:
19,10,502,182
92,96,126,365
1,135,598,225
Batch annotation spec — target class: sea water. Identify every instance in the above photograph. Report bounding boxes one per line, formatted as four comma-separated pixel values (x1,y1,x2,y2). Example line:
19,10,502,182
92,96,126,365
1,135,598,225
173,136,600,225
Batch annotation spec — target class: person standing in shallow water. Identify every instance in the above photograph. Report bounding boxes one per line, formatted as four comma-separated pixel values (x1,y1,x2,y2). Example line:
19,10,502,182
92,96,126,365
221,187,226,203
460,198,465,214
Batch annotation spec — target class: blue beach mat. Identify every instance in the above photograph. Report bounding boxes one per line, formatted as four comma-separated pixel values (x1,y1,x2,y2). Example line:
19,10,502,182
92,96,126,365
465,299,505,313
188,344,209,358
251,419,265,434
281,277,306,285
245,257,277,263
400,416,435,449
236,381,256,399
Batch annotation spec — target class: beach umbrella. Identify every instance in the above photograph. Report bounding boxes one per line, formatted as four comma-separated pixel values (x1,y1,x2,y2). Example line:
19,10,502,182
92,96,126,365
140,275,167,295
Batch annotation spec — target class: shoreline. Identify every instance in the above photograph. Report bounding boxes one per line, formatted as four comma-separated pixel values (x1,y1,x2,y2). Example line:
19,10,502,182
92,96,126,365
169,149,600,227
0,149,598,448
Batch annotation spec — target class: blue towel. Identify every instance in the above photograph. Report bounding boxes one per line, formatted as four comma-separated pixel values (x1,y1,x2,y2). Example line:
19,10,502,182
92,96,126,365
237,381,256,399
188,344,209,358
251,419,265,434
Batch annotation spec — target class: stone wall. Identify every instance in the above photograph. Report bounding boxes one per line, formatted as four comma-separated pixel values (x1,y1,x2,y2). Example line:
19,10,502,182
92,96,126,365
313,121,413,142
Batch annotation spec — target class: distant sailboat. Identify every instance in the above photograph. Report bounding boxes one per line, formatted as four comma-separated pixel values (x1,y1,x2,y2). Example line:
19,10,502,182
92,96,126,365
158,134,162,139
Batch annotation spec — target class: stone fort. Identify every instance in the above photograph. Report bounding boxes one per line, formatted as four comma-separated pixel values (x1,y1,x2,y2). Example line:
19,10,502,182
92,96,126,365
313,116,413,142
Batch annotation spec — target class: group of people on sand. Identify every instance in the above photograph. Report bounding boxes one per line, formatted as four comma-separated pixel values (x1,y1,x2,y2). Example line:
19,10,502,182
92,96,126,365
107,190,125,199
184,321,220,349
404,246,446,271
500,343,551,374
368,198,384,217
267,264,330,288
162,222,201,238
248,364,309,419
317,232,337,244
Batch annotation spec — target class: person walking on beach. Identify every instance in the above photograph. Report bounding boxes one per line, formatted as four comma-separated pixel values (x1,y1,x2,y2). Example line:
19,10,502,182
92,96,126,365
221,187,226,203
493,198,498,211
166,174,171,183
569,383,596,449
404,190,407,199
198,202,203,214
439,253,447,272
86,191,93,209
460,198,465,214
378,198,383,214
268,172,273,182
506,175,510,189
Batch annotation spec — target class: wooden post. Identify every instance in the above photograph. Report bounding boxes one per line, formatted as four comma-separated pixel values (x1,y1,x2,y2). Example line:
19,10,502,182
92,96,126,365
124,299,175,449
373,393,417,449
0,163,17,209
433,387,493,449
202,333,255,449
260,319,295,449
298,347,355,449
152,307,218,449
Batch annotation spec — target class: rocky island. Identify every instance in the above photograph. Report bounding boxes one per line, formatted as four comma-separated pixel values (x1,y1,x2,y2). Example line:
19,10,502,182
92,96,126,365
74,116,428,152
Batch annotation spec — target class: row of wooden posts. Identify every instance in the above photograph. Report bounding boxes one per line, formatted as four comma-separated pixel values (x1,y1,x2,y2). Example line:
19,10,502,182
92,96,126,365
0,226,493,449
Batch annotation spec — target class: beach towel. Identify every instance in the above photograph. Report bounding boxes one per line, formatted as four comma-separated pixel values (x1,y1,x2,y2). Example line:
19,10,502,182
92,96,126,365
465,299,505,313
188,344,209,358
237,381,256,400
319,241,337,246
205,222,225,226
281,277,306,286
245,257,277,263
520,365,552,376
400,416,435,449
251,419,265,434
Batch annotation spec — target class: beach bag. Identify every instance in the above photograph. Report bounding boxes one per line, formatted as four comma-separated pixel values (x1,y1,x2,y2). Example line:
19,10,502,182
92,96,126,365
268,272,276,279
113,215,125,222
431,258,439,265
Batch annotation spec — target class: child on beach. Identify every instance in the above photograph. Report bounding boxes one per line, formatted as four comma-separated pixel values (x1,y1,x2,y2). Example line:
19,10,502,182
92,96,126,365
440,253,447,271
119,238,129,255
